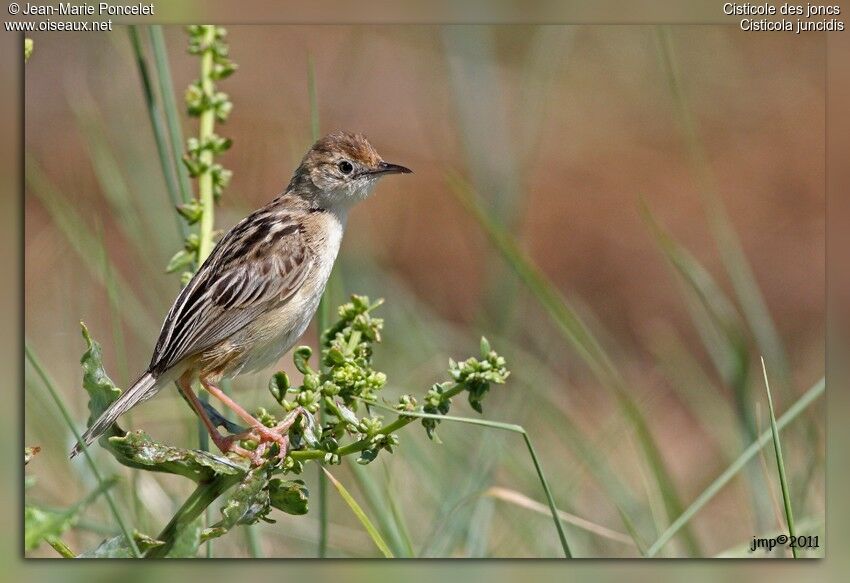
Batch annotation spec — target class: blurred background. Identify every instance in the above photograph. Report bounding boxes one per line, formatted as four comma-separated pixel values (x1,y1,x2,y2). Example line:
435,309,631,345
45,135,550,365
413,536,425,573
23,25,824,558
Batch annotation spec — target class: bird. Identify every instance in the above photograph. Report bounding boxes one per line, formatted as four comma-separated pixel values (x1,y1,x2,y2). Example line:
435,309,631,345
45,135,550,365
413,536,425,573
70,130,411,463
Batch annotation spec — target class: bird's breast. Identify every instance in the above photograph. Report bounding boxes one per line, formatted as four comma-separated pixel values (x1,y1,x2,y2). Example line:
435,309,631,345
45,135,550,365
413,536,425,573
217,210,346,376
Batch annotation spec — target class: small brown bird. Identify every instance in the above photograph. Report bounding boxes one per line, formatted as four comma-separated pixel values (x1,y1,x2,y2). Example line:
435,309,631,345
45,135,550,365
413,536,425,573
71,131,411,462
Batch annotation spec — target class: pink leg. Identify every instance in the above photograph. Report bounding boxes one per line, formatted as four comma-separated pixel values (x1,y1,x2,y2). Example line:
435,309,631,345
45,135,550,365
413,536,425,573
178,373,259,463
200,376,293,454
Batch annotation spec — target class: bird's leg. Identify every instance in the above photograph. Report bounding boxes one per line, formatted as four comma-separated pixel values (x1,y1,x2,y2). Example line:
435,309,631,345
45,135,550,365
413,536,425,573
178,373,260,463
200,376,290,453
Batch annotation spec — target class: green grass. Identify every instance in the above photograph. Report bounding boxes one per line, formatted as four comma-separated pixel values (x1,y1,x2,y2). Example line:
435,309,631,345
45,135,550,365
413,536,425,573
646,377,823,557
761,358,798,558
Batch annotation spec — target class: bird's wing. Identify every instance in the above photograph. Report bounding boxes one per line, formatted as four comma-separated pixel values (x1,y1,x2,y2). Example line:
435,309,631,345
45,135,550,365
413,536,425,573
149,208,312,373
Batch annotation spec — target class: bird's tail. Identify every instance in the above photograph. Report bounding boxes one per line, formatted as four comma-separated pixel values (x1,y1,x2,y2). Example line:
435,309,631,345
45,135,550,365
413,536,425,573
69,371,159,459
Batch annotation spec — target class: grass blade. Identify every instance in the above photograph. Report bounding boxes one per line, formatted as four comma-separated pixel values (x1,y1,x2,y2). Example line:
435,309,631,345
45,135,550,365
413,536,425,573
447,173,699,555
484,487,634,546
244,525,263,558
149,25,193,206
321,468,393,558
348,461,414,557
641,198,775,530
25,344,140,558
761,357,798,558
654,26,790,388
127,25,187,240
640,199,749,401
647,377,823,557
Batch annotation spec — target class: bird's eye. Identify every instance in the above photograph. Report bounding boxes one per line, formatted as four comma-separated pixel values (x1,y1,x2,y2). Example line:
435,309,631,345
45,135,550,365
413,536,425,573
338,160,354,175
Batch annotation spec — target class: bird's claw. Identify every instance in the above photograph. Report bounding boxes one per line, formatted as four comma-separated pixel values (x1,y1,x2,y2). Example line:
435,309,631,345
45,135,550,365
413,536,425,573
217,407,308,466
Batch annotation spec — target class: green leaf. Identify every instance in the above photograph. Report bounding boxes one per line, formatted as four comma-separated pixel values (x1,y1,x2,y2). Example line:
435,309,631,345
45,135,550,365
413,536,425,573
165,248,195,273
106,430,246,482
480,336,491,358
268,371,290,405
24,507,78,552
80,323,122,425
293,346,313,374
80,325,248,481
322,468,394,558
268,479,309,515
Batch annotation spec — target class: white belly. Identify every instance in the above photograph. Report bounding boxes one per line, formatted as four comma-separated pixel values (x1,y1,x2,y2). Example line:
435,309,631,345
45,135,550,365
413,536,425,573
228,211,345,376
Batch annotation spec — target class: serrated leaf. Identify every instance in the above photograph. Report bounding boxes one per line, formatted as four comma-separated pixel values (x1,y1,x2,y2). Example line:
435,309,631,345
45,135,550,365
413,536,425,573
80,323,122,425
106,430,246,482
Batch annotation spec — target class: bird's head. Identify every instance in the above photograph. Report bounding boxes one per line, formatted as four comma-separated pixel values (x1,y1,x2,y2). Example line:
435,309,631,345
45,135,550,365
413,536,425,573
289,130,411,211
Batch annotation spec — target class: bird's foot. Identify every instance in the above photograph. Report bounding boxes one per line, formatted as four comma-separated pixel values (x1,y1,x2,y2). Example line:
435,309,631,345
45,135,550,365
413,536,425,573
218,407,307,466
210,430,265,465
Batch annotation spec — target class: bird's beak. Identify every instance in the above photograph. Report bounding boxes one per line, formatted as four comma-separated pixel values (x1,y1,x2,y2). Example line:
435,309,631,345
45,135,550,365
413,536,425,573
373,161,413,175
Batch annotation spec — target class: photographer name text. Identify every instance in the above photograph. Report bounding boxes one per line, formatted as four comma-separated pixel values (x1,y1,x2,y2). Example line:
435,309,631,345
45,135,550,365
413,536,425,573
15,2,154,16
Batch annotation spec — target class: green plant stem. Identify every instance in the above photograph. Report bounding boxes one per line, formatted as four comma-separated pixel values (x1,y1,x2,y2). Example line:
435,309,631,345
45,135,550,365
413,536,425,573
25,344,141,558
149,474,242,558
127,25,187,241
245,525,263,558
149,25,193,207
761,358,798,558
192,25,220,559
647,377,823,557
46,537,76,558
196,25,218,264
